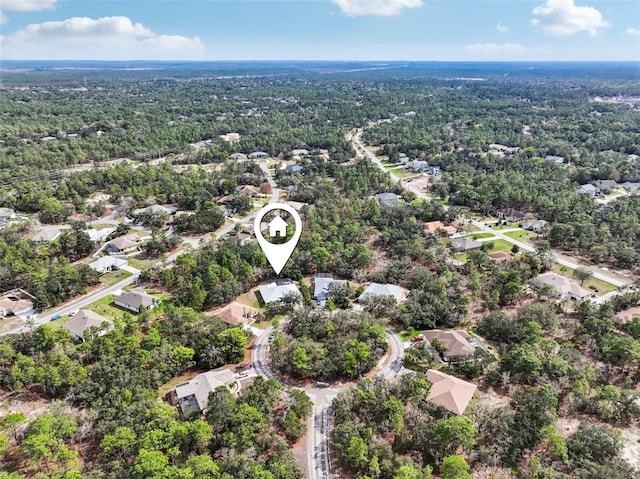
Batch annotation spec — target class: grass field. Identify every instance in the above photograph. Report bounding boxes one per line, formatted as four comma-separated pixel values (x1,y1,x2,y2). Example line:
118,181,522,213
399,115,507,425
465,232,495,240
484,239,513,253
491,223,520,230
504,230,538,242
87,294,126,320
127,257,157,270
100,270,132,286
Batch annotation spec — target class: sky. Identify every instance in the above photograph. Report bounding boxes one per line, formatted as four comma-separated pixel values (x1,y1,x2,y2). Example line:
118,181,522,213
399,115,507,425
0,0,638,61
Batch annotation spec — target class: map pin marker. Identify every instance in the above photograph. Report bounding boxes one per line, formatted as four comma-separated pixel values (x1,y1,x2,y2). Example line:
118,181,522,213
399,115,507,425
254,203,302,275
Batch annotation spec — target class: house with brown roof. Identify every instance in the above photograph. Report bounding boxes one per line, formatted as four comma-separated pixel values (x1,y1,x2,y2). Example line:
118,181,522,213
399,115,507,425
499,208,527,222
114,289,159,313
424,221,457,236
106,233,141,254
489,252,512,264
62,310,112,342
174,369,236,414
214,302,258,326
426,370,477,415
238,185,260,196
616,307,640,323
424,330,475,360
0,289,36,318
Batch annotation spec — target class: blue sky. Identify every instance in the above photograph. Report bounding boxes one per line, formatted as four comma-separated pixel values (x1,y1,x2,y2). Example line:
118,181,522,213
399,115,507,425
0,0,638,60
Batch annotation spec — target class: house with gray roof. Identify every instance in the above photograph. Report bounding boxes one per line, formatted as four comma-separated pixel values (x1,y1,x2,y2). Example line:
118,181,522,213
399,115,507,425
258,280,301,304
174,369,236,414
230,153,248,161
0,208,15,223
594,179,618,193
313,274,348,306
285,165,303,173
577,184,598,196
544,155,565,164
32,227,61,244
450,237,482,252
375,192,400,205
131,204,176,216
359,283,406,302
531,272,593,301
249,151,268,159
114,289,159,313
621,182,640,193
62,310,112,342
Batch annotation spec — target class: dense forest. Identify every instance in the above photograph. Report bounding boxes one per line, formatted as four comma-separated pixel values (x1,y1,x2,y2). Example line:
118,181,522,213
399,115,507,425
0,63,638,478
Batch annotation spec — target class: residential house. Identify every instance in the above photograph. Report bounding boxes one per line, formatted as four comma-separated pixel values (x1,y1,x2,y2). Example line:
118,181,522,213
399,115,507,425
424,221,457,236
62,310,112,342
359,283,406,303
106,233,141,254
313,274,348,306
375,192,400,205
285,165,303,173
489,252,512,264
426,370,477,415
88,256,128,275
174,369,236,414
0,208,15,223
114,289,159,313
449,237,482,252
398,153,409,163
616,307,640,324
489,144,520,155
577,184,598,196
621,182,640,193
238,185,260,196
424,330,475,360
531,272,593,300
0,289,36,318
544,155,565,164
594,179,618,193
292,149,308,157
227,232,252,246
131,204,176,216
499,208,527,222
83,228,116,243
214,302,258,326
286,201,308,211
249,151,268,159
407,160,430,172
32,227,61,244
258,280,301,304
426,166,442,175
219,132,241,143
521,219,548,232
230,153,248,161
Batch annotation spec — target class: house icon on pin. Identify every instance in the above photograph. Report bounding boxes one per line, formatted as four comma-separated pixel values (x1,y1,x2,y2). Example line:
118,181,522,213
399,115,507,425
268,215,288,237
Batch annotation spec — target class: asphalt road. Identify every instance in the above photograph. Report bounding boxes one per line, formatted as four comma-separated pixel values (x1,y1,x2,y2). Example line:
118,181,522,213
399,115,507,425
250,320,406,479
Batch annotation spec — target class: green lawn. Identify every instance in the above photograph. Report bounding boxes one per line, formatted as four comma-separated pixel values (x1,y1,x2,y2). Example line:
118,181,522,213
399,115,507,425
465,232,495,240
100,270,133,286
551,264,617,295
399,330,423,342
504,230,537,242
91,223,118,230
486,239,513,253
87,294,126,320
127,257,158,270
492,223,520,230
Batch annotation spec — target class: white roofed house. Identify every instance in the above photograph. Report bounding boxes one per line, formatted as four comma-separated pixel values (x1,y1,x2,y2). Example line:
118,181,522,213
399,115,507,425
0,208,15,224
359,283,406,303
62,310,112,342
531,272,593,301
173,369,236,414
32,227,61,244
291,148,308,157
258,280,301,304
313,274,348,306
577,184,598,196
88,256,128,275
83,228,116,243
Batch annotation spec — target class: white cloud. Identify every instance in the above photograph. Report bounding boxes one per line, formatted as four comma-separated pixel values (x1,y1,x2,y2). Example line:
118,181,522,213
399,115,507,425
625,28,640,37
465,42,529,59
0,16,205,60
1,12,8,25
1,0,57,11
531,0,609,37
331,0,423,17
496,22,508,33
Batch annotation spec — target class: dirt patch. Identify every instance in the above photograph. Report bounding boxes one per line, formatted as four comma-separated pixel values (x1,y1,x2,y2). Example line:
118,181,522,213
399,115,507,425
0,387,51,422
621,424,640,472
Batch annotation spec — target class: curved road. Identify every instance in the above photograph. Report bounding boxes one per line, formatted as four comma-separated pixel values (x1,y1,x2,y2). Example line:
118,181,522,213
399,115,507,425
250,323,406,479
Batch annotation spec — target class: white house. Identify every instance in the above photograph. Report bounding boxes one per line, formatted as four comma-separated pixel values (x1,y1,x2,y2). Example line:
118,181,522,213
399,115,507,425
114,289,159,313
89,256,128,275
258,280,301,304
359,283,406,302
62,310,112,342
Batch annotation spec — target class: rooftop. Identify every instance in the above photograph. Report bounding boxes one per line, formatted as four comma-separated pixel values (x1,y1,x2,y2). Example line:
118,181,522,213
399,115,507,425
258,281,300,304
360,283,405,302
62,310,111,341
423,330,474,358
175,369,236,412
214,302,258,326
426,369,477,415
